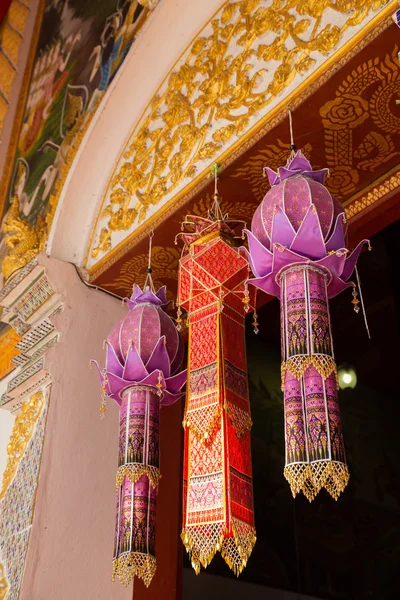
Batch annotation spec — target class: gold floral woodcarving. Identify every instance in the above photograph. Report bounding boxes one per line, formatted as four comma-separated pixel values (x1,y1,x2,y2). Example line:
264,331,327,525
321,46,400,199
0,391,44,500
0,563,7,600
91,0,390,260
0,0,30,135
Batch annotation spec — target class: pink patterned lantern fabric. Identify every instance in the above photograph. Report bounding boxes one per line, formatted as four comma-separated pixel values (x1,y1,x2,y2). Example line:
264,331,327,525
92,284,186,586
243,151,369,501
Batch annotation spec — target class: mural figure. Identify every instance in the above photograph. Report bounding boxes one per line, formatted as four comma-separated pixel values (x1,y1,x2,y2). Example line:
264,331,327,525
1,0,152,280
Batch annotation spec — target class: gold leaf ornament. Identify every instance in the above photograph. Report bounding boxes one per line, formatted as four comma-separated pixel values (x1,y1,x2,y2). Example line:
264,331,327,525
0,392,44,499
92,0,391,261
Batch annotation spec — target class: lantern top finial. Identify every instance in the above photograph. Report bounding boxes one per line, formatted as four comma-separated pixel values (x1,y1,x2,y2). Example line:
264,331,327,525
123,284,168,310
263,150,329,187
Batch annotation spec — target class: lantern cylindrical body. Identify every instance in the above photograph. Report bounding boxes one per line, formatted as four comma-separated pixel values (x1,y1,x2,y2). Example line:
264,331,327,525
280,265,348,500
112,386,160,586
179,234,256,575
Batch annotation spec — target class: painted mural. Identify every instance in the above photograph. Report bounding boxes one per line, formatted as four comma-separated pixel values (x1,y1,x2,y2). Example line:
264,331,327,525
0,0,157,269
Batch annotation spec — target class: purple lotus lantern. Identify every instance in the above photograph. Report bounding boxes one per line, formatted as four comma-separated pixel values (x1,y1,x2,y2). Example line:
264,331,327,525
243,151,369,502
91,283,186,587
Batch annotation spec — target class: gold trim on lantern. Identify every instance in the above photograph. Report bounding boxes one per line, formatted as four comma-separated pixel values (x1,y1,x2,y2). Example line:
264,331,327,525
183,402,221,443
281,355,337,389
182,517,256,577
112,552,156,588
115,464,161,490
284,461,350,502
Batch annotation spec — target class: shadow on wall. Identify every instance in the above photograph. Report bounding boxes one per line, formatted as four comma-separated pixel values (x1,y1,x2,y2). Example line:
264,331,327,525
183,569,319,600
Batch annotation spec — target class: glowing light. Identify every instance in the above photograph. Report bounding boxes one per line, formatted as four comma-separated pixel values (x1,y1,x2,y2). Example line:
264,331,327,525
338,365,357,390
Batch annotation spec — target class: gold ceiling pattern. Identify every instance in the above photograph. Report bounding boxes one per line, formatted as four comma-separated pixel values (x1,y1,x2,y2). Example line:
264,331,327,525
0,0,31,135
89,0,392,264
92,19,400,300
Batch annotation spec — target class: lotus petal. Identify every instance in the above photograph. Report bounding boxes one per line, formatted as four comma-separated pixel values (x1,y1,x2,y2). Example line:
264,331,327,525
272,245,307,276
239,246,260,277
326,214,347,252
105,342,124,378
290,205,326,260
107,372,131,398
264,152,329,186
271,205,296,249
247,272,280,297
90,360,104,382
122,343,148,381
316,251,348,280
243,230,273,277
327,277,354,299
156,285,168,306
146,336,171,378
165,369,187,394
161,390,186,406
342,240,369,281
136,370,166,389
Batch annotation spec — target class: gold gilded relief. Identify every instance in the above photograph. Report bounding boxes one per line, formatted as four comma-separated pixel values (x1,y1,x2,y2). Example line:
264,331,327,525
320,46,400,198
0,1,30,132
1,196,45,281
92,0,390,259
0,563,7,600
0,391,44,500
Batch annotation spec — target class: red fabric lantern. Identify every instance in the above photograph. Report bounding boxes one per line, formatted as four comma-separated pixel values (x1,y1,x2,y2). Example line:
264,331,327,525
177,211,256,575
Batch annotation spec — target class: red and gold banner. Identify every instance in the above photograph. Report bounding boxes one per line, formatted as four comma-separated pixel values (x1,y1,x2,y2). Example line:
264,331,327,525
179,227,256,575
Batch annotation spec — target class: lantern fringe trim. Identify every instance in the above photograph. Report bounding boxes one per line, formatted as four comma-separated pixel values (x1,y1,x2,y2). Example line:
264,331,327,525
112,551,157,588
115,464,161,490
183,404,252,441
183,403,221,442
182,518,256,577
224,402,253,439
284,461,350,502
281,355,337,389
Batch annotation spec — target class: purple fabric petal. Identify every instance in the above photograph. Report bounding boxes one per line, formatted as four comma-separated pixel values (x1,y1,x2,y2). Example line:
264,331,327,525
247,273,280,297
327,277,354,299
271,205,296,249
160,390,185,406
165,369,187,393
240,246,261,279
90,360,104,383
263,152,329,186
290,205,326,260
272,245,308,276
263,166,280,187
342,240,369,281
316,251,348,280
156,285,168,306
105,342,124,378
326,214,346,252
107,373,131,398
146,336,171,378
244,229,273,277
136,371,165,388
122,343,148,381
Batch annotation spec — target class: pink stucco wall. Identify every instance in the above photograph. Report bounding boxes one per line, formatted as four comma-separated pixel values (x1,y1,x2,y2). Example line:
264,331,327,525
20,255,183,600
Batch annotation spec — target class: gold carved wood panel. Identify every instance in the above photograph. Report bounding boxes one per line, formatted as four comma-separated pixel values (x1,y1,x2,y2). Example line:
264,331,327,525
88,0,394,267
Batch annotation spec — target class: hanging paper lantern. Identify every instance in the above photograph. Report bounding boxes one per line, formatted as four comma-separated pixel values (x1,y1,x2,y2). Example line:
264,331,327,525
177,199,256,575
243,151,369,501
91,284,186,587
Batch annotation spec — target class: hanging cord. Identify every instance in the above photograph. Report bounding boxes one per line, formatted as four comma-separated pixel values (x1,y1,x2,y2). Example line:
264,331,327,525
208,163,225,221
143,229,155,293
355,264,371,339
288,109,296,158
